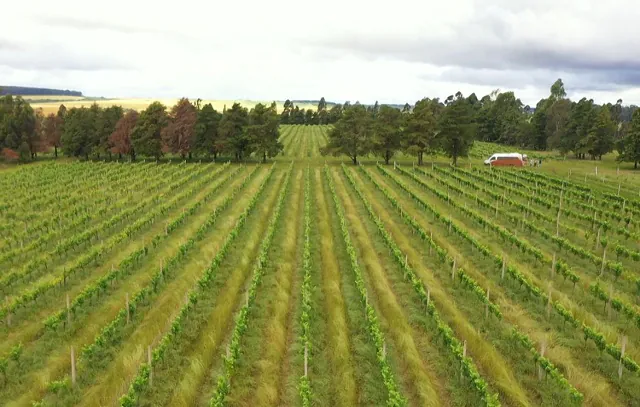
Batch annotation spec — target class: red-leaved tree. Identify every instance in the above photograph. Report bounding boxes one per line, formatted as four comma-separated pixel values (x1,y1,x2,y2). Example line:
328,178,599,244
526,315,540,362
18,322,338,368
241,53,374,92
109,110,139,160
43,113,64,157
162,98,197,159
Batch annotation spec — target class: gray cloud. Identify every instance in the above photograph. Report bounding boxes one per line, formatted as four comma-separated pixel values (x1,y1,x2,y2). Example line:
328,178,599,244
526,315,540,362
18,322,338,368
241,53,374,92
304,4,640,93
0,46,132,71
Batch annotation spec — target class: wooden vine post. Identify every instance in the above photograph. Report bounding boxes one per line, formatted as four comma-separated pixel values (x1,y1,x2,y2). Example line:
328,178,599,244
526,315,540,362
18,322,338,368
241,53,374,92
619,336,628,379
126,293,130,324
148,345,153,387
600,247,607,277
304,343,308,377
538,340,546,381
66,293,71,327
485,289,490,319
71,346,77,386
451,258,457,280
547,285,552,319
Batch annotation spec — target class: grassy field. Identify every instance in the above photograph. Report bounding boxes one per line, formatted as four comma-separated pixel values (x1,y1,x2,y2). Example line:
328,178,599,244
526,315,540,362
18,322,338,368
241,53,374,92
29,97,321,115
1,125,640,406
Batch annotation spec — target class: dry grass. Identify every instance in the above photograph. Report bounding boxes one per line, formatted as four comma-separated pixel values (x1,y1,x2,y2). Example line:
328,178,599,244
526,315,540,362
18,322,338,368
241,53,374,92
377,167,622,406
6,165,244,406
331,168,442,407
29,98,320,115
250,169,303,406
313,168,359,406
352,167,532,407
75,169,272,406
166,171,286,407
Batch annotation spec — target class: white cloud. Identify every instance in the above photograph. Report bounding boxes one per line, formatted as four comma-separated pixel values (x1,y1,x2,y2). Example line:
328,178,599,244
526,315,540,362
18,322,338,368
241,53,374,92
2,0,640,105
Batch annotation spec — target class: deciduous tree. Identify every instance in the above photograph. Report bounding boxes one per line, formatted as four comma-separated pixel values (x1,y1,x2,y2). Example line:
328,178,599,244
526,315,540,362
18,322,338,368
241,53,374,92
162,98,197,159
43,113,63,157
109,110,139,160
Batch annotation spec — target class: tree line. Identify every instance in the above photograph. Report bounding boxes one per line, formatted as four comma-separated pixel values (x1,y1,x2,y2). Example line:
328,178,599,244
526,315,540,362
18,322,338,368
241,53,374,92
0,97,283,162
323,79,640,168
4,79,640,167
0,86,83,97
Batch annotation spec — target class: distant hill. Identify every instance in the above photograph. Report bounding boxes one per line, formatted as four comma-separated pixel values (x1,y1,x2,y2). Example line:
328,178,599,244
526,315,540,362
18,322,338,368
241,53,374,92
0,86,83,97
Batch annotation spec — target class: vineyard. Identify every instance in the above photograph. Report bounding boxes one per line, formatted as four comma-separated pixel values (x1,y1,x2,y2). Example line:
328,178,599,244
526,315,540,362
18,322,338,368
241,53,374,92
1,124,640,407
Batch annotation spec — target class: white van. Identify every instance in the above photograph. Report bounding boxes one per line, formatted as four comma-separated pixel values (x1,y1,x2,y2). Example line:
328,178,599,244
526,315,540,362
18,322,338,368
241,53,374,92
484,153,525,167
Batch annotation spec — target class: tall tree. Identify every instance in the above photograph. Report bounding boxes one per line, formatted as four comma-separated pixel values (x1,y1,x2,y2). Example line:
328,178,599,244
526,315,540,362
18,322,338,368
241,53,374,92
618,109,640,168
372,105,402,164
43,113,63,157
193,103,222,159
322,104,372,164
281,99,293,124
109,110,139,160
61,107,94,159
218,103,249,160
403,98,440,165
162,98,197,159
545,98,571,151
439,92,475,166
86,103,102,157
327,104,343,124
566,98,597,158
131,102,168,160
247,102,282,162
586,105,615,159
550,78,567,101
318,97,328,124
96,105,123,159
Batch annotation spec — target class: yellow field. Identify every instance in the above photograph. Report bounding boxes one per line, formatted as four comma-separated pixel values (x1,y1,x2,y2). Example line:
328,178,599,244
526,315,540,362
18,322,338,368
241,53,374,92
29,98,321,114
22,95,85,102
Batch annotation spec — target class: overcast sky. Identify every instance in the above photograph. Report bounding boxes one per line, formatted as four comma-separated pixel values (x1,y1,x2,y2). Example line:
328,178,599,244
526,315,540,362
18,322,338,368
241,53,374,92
2,0,640,105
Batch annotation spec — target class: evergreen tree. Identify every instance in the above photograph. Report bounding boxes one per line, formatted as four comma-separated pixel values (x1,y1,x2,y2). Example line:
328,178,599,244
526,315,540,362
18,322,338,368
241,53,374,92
372,105,402,164
618,109,640,168
439,92,475,166
131,102,168,160
322,104,372,164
